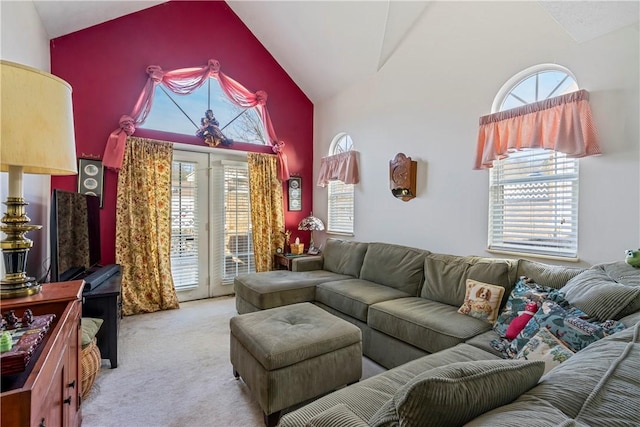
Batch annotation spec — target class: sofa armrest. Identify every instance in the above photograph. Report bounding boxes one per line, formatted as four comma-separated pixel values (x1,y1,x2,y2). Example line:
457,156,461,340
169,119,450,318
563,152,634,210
305,404,369,427
292,255,323,272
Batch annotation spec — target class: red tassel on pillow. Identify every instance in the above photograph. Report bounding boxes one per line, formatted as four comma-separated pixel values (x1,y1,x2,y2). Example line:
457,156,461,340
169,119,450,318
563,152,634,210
505,301,539,340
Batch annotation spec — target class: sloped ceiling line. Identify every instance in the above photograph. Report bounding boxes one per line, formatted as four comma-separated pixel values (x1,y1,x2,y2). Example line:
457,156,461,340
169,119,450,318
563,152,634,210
377,1,432,72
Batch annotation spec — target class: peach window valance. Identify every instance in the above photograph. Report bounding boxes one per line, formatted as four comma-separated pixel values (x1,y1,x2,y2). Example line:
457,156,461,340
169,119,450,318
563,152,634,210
102,59,290,181
474,89,601,170
317,151,360,187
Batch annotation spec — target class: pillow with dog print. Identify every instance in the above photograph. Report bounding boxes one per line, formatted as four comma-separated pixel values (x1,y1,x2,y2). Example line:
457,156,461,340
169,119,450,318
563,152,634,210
458,279,505,324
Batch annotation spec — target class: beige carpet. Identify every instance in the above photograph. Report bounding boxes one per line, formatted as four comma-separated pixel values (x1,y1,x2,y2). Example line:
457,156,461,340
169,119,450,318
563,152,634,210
81,296,385,427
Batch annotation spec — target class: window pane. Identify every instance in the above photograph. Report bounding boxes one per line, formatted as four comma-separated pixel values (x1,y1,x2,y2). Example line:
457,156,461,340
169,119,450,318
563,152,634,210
223,166,255,284
171,161,199,289
327,133,355,235
489,149,579,257
327,180,354,234
140,79,267,144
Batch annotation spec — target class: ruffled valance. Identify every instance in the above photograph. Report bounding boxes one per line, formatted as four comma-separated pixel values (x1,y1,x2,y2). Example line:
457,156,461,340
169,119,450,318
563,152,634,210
474,89,601,169
317,151,359,187
102,59,289,181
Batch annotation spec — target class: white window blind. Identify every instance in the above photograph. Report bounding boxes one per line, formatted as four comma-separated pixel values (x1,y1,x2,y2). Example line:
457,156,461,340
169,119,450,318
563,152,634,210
222,164,255,284
327,180,354,234
489,149,579,258
170,160,199,290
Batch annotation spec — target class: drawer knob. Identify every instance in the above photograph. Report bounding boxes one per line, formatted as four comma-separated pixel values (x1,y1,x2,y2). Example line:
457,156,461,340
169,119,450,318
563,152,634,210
39,418,46,427
63,396,72,405
68,380,76,388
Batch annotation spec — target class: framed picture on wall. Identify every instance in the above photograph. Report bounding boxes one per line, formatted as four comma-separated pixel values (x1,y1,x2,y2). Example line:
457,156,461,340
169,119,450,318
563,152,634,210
288,177,302,211
77,158,104,207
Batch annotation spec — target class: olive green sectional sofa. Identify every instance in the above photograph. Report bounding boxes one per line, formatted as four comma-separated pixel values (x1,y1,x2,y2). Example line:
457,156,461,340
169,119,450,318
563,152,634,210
233,239,640,426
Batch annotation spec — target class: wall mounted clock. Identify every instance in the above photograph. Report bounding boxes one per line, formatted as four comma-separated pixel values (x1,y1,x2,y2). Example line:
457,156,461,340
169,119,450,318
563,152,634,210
390,153,417,202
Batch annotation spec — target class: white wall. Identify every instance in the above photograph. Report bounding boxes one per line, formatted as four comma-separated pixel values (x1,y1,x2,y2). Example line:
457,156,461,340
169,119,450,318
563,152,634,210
314,1,639,267
1,0,53,280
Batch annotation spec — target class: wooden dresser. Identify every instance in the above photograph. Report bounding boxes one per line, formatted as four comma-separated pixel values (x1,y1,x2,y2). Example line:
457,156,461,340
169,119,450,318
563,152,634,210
1,281,83,427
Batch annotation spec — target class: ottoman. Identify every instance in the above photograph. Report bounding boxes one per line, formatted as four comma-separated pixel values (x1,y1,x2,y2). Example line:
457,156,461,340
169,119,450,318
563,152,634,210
230,302,362,426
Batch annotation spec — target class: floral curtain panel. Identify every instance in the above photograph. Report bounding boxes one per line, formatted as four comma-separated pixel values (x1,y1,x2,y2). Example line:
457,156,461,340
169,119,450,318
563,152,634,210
474,89,601,169
103,59,290,180
247,153,285,272
116,136,179,315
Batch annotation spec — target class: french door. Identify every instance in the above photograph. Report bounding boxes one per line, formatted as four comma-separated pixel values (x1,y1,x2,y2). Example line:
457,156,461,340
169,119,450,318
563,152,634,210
170,150,255,302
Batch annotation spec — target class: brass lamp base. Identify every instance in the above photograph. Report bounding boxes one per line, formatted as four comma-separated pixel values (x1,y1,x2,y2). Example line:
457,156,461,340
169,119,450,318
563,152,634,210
0,196,42,299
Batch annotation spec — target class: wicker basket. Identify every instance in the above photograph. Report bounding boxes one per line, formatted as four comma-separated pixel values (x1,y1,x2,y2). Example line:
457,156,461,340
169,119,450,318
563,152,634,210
81,338,101,399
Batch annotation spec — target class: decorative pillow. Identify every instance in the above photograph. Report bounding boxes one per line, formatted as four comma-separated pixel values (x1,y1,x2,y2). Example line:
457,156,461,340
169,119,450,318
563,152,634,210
506,299,626,357
516,327,574,374
369,359,545,427
81,317,103,348
458,279,505,324
561,262,640,321
493,277,561,338
516,259,586,289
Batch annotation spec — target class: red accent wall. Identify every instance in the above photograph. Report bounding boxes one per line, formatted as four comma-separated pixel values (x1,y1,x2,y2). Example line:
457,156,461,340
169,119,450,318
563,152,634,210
50,1,314,265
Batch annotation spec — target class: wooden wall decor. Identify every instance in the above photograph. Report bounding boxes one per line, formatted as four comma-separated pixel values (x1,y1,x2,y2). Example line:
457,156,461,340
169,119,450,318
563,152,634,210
389,153,417,202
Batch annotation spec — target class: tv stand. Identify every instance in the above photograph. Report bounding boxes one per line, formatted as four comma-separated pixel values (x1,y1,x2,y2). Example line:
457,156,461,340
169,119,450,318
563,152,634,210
82,273,121,368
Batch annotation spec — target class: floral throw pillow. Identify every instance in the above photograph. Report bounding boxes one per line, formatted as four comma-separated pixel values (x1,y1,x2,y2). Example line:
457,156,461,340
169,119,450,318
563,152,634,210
458,279,505,324
503,299,626,357
493,277,561,338
516,327,574,374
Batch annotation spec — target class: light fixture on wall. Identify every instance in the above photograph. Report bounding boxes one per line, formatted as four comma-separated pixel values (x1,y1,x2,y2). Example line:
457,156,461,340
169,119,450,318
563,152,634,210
0,60,77,298
297,213,325,255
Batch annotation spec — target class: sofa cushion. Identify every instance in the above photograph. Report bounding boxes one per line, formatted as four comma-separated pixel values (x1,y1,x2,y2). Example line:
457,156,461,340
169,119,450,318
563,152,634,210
458,279,505,324
234,270,352,310
572,323,640,426
561,262,640,321
316,279,411,322
516,259,586,289
524,322,640,423
515,327,574,374
322,239,369,277
465,394,579,426
278,343,499,427
369,359,544,427
422,254,514,307
359,243,428,296
493,277,560,338
464,329,505,357
305,404,369,427
368,298,492,354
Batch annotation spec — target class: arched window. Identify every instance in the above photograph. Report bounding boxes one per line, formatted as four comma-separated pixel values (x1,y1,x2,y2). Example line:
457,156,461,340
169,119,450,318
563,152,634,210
141,78,267,145
327,133,354,235
488,64,580,259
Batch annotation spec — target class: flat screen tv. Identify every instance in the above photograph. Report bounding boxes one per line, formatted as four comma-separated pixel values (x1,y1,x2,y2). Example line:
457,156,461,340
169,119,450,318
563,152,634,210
50,189,101,282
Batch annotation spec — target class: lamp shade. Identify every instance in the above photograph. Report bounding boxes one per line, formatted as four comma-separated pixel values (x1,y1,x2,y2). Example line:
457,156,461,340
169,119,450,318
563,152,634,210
298,214,325,231
1,60,77,175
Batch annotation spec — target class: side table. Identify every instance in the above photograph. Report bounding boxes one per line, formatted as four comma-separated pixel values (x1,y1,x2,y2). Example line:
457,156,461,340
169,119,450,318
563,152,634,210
273,253,319,271
82,273,122,368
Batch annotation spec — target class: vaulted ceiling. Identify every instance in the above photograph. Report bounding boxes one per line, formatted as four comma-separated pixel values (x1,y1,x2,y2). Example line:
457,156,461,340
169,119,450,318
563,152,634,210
32,0,639,103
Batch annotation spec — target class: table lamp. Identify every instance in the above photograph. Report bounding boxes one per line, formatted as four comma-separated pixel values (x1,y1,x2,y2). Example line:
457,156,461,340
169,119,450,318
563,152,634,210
0,60,77,298
297,213,325,254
